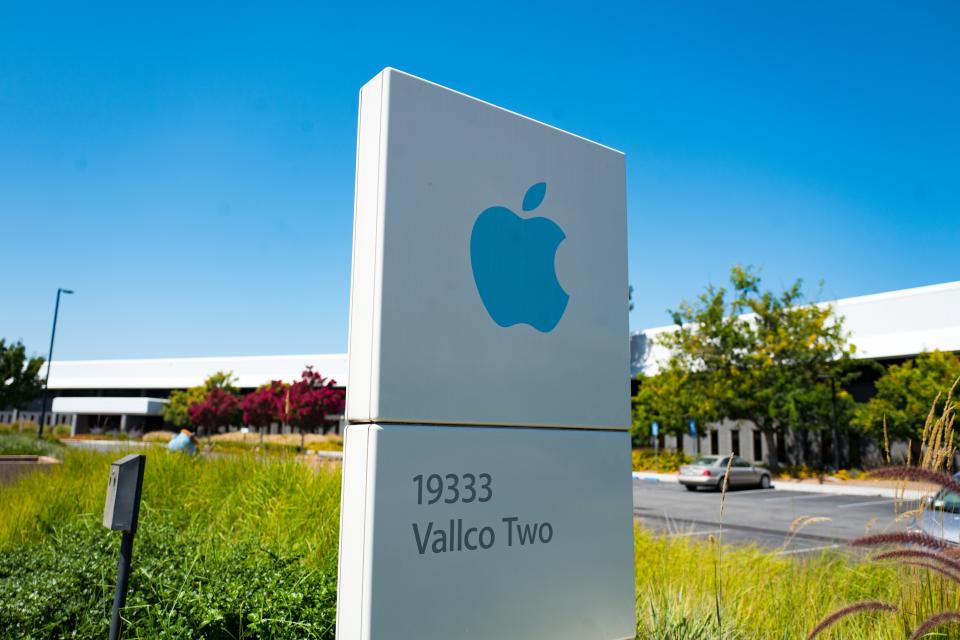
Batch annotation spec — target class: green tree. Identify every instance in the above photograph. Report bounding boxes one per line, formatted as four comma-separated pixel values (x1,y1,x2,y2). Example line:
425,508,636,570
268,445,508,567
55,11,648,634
654,266,856,470
853,351,960,443
632,368,721,445
0,340,44,411
163,371,239,428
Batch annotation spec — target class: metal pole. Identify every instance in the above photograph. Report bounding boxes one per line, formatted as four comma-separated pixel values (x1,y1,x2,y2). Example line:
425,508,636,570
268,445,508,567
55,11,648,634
37,288,63,439
109,530,135,640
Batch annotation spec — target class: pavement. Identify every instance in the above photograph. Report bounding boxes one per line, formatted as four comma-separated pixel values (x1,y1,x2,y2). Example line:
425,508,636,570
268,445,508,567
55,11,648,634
633,478,917,554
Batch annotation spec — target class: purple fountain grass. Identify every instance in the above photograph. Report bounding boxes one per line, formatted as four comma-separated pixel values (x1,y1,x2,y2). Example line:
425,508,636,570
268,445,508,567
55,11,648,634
873,548,960,575
850,531,949,551
868,466,960,495
806,600,897,640
908,611,960,640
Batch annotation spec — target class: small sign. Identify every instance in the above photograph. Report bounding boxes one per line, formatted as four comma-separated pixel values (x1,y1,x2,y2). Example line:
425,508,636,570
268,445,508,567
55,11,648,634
102,454,145,532
689,419,697,437
651,421,659,438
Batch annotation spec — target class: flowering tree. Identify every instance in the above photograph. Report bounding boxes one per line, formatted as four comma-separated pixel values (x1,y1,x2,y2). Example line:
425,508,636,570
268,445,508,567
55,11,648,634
188,387,241,438
165,371,238,428
286,368,346,450
241,381,287,442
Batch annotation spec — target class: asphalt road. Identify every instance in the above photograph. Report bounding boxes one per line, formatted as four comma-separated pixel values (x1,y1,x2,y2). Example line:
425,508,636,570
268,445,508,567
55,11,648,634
633,479,909,554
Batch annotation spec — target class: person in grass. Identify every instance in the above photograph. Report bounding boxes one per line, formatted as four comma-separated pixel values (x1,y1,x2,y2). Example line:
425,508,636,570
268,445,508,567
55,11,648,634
167,427,198,455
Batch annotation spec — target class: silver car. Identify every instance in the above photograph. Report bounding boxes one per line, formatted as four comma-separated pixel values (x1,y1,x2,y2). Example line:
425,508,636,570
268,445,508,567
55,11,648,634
913,475,960,545
678,455,772,491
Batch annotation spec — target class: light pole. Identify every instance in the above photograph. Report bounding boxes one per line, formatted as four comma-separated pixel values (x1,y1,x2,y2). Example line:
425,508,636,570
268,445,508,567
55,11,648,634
37,288,74,439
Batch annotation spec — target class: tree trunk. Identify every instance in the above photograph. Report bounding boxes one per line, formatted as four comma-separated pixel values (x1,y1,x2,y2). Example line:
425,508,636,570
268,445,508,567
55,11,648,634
763,429,779,471
300,428,305,452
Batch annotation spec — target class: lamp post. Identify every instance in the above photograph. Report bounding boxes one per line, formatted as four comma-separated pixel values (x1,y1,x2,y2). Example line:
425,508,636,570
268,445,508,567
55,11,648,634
36,288,74,439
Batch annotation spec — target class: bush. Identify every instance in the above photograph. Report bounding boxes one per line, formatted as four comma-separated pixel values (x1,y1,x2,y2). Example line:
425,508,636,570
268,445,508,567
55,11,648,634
0,433,64,458
142,430,175,443
632,448,690,472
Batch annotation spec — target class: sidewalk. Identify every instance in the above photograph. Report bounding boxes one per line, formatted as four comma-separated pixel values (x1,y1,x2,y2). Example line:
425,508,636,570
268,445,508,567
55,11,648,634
632,471,935,501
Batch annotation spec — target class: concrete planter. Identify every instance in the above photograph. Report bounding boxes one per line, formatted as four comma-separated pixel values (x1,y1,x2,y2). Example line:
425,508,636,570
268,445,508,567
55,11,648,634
0,455,61,485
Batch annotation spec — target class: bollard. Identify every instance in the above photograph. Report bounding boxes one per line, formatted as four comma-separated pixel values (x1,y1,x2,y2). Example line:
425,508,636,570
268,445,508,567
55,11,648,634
102,454,146,640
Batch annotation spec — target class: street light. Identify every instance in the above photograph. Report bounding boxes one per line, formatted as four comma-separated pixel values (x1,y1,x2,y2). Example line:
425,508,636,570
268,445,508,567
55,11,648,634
37,288,74,439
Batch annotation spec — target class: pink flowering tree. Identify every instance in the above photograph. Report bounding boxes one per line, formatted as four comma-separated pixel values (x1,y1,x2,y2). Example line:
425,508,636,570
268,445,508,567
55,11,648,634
286,367,346,450
188,388,241,438
241,380,288,443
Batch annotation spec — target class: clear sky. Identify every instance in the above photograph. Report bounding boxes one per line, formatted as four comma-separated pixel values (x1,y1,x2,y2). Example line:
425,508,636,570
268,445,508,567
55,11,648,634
2,1,957,360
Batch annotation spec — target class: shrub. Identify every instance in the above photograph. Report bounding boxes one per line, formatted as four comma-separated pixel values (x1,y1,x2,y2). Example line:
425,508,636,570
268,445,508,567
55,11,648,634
632,448,690,472
0,433,64,458
142,430,175,443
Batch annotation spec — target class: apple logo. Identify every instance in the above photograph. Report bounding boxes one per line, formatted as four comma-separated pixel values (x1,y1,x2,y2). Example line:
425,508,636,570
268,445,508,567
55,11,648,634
470,182,569,333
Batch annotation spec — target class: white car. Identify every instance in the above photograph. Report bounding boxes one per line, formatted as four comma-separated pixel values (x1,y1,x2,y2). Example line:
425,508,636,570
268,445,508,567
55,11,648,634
678,455,772,491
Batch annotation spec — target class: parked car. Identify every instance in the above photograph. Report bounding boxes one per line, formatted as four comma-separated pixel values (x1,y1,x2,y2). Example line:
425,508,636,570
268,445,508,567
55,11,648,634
912,475,960,545
678,455,771,491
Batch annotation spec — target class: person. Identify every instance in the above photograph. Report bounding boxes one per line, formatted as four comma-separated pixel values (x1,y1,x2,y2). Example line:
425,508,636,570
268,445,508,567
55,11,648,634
167,427,198,455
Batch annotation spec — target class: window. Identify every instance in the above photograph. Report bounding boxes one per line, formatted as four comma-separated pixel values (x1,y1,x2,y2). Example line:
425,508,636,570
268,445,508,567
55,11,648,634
710,430,719,455
753,430,763,462
731,430,741,456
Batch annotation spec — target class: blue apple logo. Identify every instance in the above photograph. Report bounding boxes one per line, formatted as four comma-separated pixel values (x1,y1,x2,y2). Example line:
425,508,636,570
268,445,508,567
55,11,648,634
470,182,569,333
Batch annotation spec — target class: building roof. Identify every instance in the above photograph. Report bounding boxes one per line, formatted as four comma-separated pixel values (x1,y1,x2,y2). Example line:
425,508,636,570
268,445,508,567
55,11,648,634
42,354,348,391
632,280,960,376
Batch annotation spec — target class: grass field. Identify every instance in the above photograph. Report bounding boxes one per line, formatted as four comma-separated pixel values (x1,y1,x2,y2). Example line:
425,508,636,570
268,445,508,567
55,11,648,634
1,449,956,639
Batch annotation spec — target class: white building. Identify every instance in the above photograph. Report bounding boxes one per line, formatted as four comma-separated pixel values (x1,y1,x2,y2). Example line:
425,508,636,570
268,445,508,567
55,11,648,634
1,354,347,435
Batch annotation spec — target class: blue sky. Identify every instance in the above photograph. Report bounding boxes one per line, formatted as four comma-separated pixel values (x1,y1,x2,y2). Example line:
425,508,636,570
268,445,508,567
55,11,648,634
2,1,957,360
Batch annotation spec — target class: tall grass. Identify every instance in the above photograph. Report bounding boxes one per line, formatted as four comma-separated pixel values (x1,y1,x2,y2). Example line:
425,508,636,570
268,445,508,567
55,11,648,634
635,526,914,639
8,431,960,638
0,449,341,638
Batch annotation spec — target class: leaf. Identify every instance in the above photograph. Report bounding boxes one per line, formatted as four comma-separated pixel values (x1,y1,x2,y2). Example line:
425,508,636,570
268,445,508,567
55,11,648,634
522,182,547,211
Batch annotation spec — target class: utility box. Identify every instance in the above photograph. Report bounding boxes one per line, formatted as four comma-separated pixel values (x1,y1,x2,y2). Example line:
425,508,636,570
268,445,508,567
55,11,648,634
102,454,146,532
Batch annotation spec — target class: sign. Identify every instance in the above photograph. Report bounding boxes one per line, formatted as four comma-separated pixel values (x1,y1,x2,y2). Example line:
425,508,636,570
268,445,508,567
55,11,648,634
689,419,697,437
338,425,635,639
337,68,635,640
651,421,659,438
346,68,628,430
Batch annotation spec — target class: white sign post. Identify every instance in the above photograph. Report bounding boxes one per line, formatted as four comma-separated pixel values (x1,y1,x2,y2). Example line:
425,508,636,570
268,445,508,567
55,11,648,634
337,68,635,640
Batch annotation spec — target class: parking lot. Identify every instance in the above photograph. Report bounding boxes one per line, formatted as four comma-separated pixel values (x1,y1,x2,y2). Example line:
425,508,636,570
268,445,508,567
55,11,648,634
633,479,911,554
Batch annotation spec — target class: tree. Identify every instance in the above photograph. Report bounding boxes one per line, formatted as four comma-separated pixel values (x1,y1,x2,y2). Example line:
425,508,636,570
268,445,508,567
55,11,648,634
0,340,44,411
188,388,241,437
241,381,287,442
853,351,960,444
632,368,721,446
655,266,856,470
164,371,238,428
285,368,346,450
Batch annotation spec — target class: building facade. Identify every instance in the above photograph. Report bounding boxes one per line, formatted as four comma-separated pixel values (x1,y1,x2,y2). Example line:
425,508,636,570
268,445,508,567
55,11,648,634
1,354,347,435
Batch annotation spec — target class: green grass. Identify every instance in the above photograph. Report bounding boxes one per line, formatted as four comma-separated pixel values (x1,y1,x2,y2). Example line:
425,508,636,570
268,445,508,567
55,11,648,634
0,432,65,458
1,449,957,639
0,449,340,639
